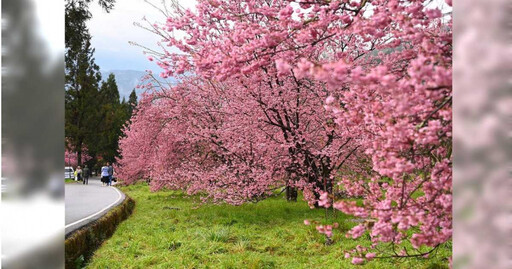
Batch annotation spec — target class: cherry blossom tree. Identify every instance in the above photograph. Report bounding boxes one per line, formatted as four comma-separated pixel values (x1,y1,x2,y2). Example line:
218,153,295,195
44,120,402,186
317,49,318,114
130,0,373,203
65,143,92,167
117,73,359,204
118,0,452,264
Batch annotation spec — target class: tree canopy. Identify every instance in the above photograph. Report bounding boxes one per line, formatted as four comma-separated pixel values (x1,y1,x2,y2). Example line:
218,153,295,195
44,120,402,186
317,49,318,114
117,0,452,264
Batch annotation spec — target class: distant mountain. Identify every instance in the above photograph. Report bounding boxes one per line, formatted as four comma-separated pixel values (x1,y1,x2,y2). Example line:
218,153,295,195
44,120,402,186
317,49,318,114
101,70,146,100
101,69,179,101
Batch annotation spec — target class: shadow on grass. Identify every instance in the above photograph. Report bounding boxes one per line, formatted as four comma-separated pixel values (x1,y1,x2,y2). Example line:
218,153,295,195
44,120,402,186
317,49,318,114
138,188,347,228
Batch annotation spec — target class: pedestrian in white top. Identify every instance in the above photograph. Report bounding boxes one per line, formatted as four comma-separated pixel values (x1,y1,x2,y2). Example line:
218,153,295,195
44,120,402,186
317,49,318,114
101,163,110,186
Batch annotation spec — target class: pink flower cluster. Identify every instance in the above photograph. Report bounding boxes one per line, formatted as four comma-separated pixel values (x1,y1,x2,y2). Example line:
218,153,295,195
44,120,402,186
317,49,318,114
344,245,376,265
65,142,92,167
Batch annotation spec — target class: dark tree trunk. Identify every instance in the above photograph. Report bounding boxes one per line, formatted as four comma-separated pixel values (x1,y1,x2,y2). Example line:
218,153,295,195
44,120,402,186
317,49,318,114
77,140,83,166
77,150,82,166
311,177,333,208
286,186,298,202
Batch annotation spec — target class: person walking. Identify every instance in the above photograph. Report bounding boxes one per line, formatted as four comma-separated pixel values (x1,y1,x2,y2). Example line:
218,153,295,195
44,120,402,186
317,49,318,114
76,166,82,182
83,165,90,185
107,162,114,186
101,163,110,186
74,168,78,181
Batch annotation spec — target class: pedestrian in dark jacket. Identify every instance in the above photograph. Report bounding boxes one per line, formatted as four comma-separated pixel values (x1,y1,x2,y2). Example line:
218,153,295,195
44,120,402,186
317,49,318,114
107,162,114,186
83,165,90,185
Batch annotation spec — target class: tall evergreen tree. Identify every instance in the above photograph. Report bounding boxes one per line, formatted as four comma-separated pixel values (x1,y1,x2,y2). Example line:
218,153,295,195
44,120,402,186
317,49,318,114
65,0,115,166
96,73,127,163
99,73,120,104
65,36,102,166
128,89,138,115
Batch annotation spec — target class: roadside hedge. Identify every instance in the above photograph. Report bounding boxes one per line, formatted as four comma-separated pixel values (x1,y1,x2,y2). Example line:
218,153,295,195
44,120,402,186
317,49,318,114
65,194,135,268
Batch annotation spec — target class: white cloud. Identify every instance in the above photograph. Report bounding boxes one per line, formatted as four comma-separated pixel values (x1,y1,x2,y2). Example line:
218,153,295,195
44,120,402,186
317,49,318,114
88,0,197,72
33,0,64,60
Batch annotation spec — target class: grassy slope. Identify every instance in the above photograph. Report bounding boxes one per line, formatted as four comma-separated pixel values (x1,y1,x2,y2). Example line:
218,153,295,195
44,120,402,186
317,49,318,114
86,183,450,269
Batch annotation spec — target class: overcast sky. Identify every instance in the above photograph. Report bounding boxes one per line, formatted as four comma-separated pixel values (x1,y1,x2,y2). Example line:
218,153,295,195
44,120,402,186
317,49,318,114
88,0,196,73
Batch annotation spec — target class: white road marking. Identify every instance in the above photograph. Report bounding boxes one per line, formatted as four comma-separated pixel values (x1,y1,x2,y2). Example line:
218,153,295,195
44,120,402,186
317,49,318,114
65,186,123,229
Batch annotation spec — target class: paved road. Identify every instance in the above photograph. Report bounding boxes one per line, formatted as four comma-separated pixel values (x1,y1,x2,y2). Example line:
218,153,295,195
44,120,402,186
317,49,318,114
65,177,125,235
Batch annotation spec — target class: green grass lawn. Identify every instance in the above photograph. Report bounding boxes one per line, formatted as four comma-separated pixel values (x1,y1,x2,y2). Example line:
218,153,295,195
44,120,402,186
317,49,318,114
66,178,78,184
86,183,451,268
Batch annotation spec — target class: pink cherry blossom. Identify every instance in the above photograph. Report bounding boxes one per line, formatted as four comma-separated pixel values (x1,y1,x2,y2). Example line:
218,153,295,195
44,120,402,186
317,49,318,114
118,0,452,263
351,257,365,265
65,141,92,167
365,252,376,261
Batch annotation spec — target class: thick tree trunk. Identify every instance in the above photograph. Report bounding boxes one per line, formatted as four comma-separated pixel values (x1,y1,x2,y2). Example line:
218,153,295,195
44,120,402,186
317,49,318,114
77,140,83,166
285,186,298,202
312,177,333,208
77,150,82,166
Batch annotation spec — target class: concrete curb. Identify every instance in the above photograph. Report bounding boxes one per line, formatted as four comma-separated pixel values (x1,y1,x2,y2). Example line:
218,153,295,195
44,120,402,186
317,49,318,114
65,185,126,236
64,192,135,268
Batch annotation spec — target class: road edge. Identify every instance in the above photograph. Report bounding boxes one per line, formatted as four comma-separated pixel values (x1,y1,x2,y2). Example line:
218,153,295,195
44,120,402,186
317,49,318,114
65,186,125,235
64,191,135,268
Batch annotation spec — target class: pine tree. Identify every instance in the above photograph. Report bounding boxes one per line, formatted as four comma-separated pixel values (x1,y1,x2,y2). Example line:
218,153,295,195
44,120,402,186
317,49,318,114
65,0,116,166
65,34,102,166
99,73,120,104
96,73,127,163
128,89,138,116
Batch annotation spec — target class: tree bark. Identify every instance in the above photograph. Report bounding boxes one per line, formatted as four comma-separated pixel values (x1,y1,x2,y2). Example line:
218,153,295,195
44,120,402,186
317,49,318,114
285,186,298,202
77,149,82,166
